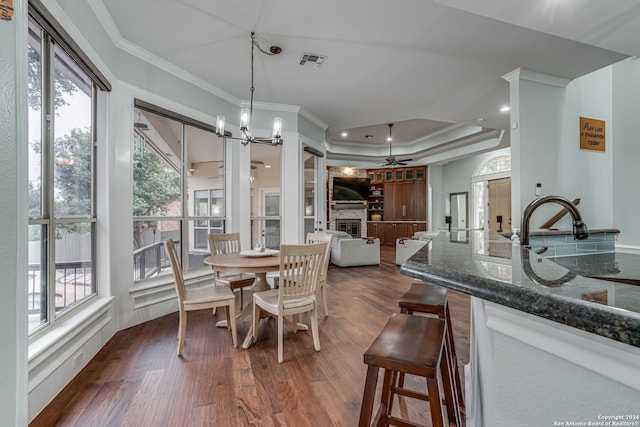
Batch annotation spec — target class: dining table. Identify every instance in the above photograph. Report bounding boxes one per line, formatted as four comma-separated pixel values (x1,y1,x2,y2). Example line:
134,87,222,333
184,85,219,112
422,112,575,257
203,250,309,348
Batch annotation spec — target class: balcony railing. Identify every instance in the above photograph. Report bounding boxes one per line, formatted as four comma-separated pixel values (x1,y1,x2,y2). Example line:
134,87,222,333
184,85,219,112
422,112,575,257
28,260,94,317
133,240,175,281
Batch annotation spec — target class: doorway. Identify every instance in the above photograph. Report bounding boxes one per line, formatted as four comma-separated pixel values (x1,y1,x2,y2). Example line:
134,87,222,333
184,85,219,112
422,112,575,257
488,177,511,232
471,153,511,231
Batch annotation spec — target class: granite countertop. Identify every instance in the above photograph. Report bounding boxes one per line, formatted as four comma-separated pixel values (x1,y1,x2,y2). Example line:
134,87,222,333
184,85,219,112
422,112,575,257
400,230,640,348
552,252,640,285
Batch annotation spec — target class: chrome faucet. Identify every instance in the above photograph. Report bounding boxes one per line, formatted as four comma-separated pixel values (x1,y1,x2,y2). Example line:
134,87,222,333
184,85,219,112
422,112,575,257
520,195,589,247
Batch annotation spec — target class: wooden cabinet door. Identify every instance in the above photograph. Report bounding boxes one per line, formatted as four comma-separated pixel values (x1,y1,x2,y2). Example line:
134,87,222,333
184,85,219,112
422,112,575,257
394,182,413,220
382,223,397,245
383,182,396,220
413,180,427,220
396,223,412,239
367,222,384,241
411,222,426,235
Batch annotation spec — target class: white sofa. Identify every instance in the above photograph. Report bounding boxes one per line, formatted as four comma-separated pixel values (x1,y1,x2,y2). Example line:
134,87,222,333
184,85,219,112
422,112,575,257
326,230,380,267
395,231,439,265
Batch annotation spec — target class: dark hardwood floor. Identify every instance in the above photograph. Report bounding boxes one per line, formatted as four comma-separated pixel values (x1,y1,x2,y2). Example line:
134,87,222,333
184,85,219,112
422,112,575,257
31,246,470,427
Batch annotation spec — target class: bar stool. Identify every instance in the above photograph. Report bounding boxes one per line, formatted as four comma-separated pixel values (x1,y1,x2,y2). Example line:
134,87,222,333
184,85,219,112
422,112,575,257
359,313,457,427
398,282,464,421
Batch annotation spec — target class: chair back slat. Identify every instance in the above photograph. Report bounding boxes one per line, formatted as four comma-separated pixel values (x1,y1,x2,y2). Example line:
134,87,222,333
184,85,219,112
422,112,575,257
306,232,333,280
208,232,242,255
164,239,186,303
278,243,326,304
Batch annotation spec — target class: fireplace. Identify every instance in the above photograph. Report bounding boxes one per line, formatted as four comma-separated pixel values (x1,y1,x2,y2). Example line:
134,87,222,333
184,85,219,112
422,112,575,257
335,219,361,238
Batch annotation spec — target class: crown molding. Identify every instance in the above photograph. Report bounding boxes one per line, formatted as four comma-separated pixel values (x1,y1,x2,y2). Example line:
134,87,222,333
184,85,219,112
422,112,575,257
502,68,571,87
87,0,240,105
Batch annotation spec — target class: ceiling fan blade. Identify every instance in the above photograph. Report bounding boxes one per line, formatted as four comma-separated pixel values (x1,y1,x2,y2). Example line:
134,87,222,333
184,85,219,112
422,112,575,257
251,160,264,164
397,162,408,166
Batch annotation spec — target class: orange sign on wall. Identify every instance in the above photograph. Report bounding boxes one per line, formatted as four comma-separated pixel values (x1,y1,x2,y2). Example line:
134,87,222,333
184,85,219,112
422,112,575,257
0,0,13,20
580,117,605,152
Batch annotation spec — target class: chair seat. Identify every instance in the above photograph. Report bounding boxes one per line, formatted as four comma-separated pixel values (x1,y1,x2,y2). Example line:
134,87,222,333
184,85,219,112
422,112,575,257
215,272,255,289
184,285,235,307
254,289,316,312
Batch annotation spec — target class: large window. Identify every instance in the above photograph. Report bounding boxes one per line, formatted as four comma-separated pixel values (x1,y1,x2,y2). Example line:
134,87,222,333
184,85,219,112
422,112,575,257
27,17,100,335
132,104,224,281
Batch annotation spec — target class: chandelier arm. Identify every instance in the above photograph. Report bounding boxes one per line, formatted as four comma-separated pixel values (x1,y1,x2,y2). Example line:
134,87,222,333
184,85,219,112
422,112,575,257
216,32,283,146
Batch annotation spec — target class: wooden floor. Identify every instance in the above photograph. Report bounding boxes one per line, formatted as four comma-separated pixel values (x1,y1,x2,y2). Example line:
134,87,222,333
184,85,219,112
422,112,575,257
31,246,470,427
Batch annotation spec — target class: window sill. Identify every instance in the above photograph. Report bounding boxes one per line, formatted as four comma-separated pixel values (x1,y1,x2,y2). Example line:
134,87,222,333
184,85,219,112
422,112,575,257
28,297,114,391
130,269,213,309
28,296,114,363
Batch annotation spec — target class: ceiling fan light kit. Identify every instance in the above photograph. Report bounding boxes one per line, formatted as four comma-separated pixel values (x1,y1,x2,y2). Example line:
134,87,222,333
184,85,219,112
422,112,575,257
382,123,412,167
216,32,283,146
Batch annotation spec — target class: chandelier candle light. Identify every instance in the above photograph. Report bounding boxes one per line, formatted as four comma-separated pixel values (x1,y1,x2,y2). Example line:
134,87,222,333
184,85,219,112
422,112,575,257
216,32,283,146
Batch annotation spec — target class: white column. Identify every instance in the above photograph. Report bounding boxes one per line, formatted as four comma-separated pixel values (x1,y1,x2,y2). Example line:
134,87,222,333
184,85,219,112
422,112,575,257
502,69,569,230
0,1,29,424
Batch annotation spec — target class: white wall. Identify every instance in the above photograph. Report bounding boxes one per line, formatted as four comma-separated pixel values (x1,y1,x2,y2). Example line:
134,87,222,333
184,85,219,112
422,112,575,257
0,1,29,424
612,58,640,249
558,67,614,230
506,68,615,232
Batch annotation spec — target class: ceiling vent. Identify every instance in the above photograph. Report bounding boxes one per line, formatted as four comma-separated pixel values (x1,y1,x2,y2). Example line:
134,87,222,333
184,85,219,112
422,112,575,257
299,53,327,68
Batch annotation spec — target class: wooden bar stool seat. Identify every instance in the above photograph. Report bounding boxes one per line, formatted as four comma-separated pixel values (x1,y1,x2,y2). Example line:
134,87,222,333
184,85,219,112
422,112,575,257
359,313,452,427
398,282,464,422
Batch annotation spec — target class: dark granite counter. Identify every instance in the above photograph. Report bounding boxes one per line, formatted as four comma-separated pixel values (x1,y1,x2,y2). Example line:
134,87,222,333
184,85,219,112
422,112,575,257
400,230,640,348
552,252,640,286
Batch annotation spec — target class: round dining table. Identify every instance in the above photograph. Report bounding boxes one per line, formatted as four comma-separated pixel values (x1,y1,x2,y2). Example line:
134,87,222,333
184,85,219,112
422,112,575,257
204,251,280,293
204,251,307,348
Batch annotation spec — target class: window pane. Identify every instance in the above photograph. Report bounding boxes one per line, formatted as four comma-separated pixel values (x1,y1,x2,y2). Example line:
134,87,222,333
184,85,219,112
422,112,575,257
250,143,281,248
53,46,93,217
27,22,43,218
54,222,95,316
210,189,224,217
133,109,182,217
187,125,224,217
28,224,47,333
303,152,316,236
133,219,180,281
187,220,220,272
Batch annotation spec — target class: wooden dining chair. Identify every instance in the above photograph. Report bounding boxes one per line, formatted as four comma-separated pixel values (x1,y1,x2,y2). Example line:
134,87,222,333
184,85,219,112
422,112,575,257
306,232,333,317
252,242,327,363
164,239,237,356
208,233,256,309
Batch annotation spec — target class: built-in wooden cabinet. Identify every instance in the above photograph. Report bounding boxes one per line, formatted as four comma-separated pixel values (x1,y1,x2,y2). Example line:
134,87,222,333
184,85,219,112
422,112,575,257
367,166,426,222
367,221,426,244
366,166,427,244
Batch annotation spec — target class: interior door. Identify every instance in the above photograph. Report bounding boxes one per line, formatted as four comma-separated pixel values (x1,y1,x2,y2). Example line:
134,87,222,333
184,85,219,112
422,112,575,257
488,177,511,232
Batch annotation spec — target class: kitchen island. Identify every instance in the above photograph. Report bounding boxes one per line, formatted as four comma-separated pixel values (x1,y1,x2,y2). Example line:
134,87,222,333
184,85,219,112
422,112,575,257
400,230,640,427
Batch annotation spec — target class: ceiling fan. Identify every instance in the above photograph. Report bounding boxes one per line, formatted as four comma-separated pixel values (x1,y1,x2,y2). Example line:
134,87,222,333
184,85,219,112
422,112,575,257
218,160,264,170
381,123,412,167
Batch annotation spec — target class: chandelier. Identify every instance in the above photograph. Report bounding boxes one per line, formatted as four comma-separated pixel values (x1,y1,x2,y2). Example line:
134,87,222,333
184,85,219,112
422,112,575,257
216,32,283,146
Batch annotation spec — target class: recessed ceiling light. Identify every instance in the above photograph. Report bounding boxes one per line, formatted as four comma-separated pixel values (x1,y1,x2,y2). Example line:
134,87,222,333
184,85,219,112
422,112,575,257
265,165,271,168
341,131,348,137
475,118,485,124
500,106,510,112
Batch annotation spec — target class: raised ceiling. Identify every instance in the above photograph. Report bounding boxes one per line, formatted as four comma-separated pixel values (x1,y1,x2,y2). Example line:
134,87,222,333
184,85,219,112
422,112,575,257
92,0,632,164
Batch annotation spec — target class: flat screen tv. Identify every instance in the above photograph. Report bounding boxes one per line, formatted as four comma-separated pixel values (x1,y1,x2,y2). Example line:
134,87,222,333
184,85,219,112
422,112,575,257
332,177,370,201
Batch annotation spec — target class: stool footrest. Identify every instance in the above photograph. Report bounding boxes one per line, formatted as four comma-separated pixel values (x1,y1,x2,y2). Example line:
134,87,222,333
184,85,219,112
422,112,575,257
386,414,426,427
394,387,429,402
